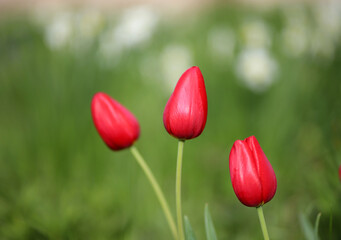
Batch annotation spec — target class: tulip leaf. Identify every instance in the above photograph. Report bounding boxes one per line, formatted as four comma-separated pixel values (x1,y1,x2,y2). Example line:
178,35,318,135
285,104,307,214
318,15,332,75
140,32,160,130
299,212,315,240
205,204,218,240
184,215,197,240
299,212,321,240
314,213,321,240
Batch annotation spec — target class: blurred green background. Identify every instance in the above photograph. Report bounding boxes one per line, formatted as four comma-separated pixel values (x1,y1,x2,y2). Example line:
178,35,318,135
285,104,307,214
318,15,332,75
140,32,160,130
1,2,341,239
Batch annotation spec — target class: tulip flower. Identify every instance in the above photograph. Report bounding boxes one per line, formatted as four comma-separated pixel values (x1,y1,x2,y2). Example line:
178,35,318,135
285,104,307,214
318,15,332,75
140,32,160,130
163,66,207,240
163,66,208,140
91,92,140,151
229,135,277,207
91,92,177,239
229,136,276,240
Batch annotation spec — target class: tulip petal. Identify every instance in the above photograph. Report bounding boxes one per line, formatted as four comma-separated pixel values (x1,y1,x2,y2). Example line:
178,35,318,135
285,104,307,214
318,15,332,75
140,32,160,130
229,140,263,207
246,136,277,204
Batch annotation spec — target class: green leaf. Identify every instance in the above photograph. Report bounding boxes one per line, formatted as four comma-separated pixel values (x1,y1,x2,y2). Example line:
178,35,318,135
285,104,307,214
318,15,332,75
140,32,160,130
299,212,321,240
184,215,197,240
314,213,321,240
299,212,314,240
205,204,218,240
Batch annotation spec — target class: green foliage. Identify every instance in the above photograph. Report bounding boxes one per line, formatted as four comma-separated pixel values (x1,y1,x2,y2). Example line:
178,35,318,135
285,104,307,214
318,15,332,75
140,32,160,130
205,204,218,240
299,212,322,240
184,216,197,240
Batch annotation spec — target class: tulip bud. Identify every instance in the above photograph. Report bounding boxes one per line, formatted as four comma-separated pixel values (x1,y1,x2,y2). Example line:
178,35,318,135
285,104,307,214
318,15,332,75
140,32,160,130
163,66,208,140
229,136,277,207
91,92,140,151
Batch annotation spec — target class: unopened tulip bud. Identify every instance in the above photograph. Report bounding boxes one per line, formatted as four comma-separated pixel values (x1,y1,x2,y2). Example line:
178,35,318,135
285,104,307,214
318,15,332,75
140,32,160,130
91,92,140,151
229,136,277,207
163,66,208,140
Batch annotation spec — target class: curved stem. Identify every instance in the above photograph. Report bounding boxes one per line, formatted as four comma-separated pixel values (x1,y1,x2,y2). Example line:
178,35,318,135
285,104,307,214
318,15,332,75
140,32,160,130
130,146,178,240
176,140,185,240
257,206,270,240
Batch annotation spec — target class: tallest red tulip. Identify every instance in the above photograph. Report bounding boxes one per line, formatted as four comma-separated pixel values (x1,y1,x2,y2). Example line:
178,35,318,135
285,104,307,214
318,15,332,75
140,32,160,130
163,66,208,140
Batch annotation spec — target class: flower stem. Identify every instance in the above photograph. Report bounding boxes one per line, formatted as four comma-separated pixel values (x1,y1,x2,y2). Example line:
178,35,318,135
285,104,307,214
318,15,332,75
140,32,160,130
257,206,270,240
176,140,185,240
130,146,178,240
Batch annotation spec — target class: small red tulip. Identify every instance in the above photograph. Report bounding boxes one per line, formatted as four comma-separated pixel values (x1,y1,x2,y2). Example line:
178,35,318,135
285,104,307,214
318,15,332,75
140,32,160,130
229,136,277,207
163,66,208,140
91,92,140,151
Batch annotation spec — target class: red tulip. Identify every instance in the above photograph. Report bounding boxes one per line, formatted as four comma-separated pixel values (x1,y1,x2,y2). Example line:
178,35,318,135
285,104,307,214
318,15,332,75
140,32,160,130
91,92,140,151
163,66,208,140
229,136,277,207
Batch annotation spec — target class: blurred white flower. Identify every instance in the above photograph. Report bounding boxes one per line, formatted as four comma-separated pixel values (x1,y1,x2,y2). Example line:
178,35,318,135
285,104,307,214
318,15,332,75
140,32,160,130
72,9,104,51
281,7,310,58
310,0,341,59
43,8,104,52
240,19,271,48
160,44,193,93
97,26,123,66
139,52,160,86
312,0,341,42
310,28,336,60
98,6,159,66
281,19,310,58
115,6,159,48
236,48,278,93
207,26,235,61
44,11,74,50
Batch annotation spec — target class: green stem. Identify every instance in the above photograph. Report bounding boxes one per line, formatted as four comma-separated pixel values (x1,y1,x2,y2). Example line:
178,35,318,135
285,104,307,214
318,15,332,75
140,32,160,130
176,140,185,240
257,206,270,240
130,146,178,240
